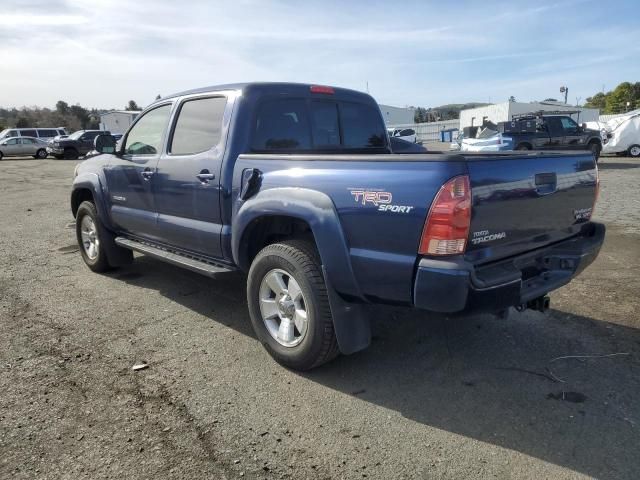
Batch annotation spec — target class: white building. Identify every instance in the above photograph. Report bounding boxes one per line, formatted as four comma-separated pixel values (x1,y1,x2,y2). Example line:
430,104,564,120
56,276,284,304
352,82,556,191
99,110,141,134
459,102,599,129
378,104,415,125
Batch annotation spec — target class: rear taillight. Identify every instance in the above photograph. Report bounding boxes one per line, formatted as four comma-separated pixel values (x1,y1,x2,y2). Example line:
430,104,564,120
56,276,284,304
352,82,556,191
419,175,472,255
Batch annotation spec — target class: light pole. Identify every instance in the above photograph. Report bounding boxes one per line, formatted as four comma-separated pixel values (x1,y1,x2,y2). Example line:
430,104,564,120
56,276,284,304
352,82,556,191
560,86,568,104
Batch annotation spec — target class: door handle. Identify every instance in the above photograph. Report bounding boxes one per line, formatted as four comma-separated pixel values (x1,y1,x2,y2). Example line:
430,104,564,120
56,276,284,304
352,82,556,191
141,168,154,180
196,170,215,183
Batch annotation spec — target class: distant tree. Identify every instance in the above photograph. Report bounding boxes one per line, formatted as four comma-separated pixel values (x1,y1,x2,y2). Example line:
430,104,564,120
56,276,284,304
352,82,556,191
543,98,558,102
125,100,140,111
16,117,29,128
508,96,516,103
56,100,69,115
584,92,608,111
155,94,162,100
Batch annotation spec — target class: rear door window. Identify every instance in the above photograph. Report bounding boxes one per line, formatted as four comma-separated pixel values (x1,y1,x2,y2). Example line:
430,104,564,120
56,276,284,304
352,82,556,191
20,129,37,137
37,129,57,138
170,96,227,155
252,99,311,151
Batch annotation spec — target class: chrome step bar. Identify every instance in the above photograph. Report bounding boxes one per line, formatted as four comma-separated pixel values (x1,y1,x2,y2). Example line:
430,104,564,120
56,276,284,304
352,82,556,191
115,237,235,277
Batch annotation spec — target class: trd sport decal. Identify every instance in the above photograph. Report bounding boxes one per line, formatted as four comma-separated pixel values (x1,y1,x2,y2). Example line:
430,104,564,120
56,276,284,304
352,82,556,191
349,189,414,214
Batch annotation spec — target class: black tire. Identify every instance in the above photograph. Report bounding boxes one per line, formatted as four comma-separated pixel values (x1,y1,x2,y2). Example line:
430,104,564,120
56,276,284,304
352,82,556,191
516,144,531,151
628,145,640,158
588,141,601,160
247,240,339,370
75,201,112,272
54,154,64,160
35,148,47,159
64,148,79,160
0,151,3,160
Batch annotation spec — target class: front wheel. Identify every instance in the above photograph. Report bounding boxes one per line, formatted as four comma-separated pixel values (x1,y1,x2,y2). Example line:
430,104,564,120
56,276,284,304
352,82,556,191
64,148,79,160
589,141,601,160
247,240,339,370
515,144,531,151
629,145,640,158
75,201,111,272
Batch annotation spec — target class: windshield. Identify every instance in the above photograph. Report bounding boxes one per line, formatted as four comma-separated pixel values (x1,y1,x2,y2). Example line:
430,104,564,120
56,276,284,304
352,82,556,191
68,131,84,140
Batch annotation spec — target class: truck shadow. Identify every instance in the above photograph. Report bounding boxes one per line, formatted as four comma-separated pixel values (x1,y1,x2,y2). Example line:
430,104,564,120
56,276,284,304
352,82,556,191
598,161,640,170
110,257,639,479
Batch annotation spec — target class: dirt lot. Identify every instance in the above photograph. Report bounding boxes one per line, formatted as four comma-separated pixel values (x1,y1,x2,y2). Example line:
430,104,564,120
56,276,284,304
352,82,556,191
1,156,639,480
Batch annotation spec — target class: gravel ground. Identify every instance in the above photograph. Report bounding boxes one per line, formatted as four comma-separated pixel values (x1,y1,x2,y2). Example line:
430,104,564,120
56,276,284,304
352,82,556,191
1,156,639,480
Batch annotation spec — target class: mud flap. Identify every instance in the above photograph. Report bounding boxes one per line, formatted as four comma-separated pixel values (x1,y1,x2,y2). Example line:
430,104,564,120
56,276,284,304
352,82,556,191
322,265,371,355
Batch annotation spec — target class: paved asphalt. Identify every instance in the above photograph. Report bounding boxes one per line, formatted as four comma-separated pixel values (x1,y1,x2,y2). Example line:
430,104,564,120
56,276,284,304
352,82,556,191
1,156,639,479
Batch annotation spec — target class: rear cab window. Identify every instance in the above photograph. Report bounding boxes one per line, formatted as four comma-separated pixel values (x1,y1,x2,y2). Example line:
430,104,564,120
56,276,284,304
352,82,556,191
251,98,387,153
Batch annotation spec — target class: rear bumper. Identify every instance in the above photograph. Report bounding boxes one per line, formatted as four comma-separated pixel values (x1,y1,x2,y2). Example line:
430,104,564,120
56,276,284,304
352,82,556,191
413,222,605,313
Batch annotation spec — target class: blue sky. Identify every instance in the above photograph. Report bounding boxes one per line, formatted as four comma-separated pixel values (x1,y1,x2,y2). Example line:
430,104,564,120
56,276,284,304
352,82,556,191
1,0,638,109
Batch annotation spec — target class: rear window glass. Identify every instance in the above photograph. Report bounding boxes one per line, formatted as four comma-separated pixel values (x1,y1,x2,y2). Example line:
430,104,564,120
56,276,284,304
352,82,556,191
252,99,311,151
170,96,227,155
310,101,340,148
340,103,386,148
252,98,387,152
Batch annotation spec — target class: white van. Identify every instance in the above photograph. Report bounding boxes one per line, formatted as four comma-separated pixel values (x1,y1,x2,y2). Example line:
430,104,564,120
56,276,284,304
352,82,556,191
0,127,68,142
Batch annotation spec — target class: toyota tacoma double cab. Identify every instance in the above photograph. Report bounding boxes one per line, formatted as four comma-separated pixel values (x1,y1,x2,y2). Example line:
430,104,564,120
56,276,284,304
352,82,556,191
71,83,604,370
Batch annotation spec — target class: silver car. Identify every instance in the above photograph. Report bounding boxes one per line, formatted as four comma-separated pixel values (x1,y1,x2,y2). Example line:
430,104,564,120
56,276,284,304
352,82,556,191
0,136,49,160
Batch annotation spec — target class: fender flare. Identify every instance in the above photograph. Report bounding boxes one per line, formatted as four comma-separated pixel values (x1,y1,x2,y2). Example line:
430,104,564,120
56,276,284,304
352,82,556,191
232,187,371,355
71,173,132,267
71,173,111,224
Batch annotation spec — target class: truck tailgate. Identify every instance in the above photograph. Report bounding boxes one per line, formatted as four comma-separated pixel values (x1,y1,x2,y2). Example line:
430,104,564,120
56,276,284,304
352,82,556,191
464,152,598,264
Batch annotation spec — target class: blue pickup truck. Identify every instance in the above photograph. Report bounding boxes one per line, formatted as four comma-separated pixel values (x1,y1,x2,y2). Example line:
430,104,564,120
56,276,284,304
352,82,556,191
71,82,604,370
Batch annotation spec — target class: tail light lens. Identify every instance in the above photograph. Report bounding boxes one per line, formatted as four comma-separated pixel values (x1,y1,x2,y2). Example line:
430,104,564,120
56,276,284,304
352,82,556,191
419,175,472,255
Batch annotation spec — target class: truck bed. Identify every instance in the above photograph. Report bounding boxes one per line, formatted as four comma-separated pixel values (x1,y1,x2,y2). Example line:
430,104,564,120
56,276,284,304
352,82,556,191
234,150,598,304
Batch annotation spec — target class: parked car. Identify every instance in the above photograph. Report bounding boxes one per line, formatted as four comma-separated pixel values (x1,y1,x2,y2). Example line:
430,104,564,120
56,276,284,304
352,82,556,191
0,127,67,142
388,127,417,143
71,82,604,370
500,111,603,159
48,130,110,159
0,136,49,159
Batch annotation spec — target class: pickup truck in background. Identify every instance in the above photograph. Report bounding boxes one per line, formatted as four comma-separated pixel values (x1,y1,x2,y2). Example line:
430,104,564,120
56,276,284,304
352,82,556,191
48,129,110,159
461,112,603,158
504,112,603,159
71,83,604,370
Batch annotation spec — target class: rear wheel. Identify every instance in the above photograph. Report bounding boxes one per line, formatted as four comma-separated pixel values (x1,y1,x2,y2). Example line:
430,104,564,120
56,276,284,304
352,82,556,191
35,148,47,159
247,240,339,370
516,144,531,151
629,145,640,158
0,151,3,160
64,148,79,160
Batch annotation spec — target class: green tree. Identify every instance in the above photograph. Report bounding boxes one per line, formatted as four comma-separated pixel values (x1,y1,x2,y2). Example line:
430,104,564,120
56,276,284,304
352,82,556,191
16,117,29,128
584,92,608,110
125,100,140,111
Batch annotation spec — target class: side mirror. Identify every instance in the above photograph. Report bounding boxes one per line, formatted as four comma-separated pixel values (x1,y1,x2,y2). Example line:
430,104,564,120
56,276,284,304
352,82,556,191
94,134,116,154
581,123,587,130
